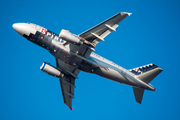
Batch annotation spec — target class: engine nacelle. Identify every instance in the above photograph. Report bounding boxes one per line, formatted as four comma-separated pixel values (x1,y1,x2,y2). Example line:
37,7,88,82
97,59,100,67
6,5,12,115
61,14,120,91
59,29,83,45
40,62,64,78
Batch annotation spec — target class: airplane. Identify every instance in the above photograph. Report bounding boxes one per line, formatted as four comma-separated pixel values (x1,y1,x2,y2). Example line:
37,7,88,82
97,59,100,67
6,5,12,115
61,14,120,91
12,12,163,110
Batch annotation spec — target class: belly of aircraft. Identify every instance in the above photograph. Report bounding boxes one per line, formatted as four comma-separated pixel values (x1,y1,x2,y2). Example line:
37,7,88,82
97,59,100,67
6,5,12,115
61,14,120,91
92,67,138,86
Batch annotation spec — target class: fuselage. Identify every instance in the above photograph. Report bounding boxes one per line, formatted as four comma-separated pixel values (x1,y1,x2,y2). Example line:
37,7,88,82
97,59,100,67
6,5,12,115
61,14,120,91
12,23,155,91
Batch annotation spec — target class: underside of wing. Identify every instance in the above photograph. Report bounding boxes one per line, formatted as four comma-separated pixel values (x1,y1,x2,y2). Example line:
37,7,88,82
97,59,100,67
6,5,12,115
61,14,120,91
56,58,80,109
59,75,76,109
79,12,131,47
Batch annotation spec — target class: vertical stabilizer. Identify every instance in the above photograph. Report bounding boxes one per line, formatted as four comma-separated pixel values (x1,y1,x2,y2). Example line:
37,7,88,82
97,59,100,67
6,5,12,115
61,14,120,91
133,87,144,104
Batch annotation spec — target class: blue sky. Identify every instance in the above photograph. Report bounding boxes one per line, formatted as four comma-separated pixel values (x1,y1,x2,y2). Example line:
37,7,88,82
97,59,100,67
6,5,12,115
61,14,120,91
1,0,180,119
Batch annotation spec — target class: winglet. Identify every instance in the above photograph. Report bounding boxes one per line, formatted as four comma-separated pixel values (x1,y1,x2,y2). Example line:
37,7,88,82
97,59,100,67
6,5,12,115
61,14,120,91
127,13,132,16
70,107,74,110
122,12,132,16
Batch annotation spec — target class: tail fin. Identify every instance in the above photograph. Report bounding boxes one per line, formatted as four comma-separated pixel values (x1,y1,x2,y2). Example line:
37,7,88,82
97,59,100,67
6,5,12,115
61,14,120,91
133,87,144,104
130,64,163,103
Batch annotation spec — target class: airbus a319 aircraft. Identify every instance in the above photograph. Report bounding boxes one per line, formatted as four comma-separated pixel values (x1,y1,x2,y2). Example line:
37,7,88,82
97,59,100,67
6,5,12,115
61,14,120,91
13,12,163,110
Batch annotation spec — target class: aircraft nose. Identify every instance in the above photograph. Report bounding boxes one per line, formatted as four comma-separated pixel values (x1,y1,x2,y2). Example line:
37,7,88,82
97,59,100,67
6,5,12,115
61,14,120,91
12,23,17,29
13,23,19,31
13,23,37,38
13,23,23,35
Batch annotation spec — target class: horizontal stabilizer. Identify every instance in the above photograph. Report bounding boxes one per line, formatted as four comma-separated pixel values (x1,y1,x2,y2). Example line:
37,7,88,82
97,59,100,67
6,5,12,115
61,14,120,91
129,64,158,75
133,87,144,104
137,67,163,84
129,64,163,83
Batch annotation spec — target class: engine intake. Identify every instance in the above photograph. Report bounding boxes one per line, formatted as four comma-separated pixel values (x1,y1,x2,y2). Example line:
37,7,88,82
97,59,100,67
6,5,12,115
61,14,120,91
40,62,64,78
59,29,83,45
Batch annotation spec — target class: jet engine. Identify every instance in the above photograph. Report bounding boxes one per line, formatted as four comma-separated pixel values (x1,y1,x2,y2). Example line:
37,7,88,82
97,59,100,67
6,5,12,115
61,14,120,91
59,29,83,45
40,62,64,78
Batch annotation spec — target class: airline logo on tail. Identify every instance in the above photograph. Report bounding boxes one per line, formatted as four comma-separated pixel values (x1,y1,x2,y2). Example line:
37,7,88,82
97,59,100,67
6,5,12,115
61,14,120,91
131,68,142,75
134,68,139,72
130,64,159,76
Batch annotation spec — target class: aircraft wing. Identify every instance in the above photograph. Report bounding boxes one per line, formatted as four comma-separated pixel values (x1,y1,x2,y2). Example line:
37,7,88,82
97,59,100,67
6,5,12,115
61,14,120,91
56,58,80,109
55,12,131,109
62,12,131,59
79,12,131,47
